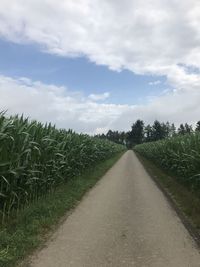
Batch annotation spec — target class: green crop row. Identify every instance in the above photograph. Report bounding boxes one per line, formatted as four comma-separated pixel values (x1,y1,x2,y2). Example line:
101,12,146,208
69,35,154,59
134,133,200,191
0,113,125,223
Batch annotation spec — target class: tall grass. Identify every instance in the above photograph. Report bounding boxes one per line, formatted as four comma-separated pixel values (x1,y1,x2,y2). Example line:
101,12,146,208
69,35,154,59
0,113,125,223
134,133,200,191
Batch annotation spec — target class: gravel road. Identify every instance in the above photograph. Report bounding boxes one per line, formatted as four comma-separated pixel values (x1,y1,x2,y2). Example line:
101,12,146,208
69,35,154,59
30,150,200,267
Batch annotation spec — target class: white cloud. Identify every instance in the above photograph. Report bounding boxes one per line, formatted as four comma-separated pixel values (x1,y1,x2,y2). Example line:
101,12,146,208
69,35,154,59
149,80,161,86
0,75,200,134
88,92,110,101
0,75,130,133
0,0,200,90
113,88,200,130
0,1,200,132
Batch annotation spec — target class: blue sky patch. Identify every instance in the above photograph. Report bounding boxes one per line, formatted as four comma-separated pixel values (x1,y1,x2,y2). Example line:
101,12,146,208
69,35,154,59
0,39,168,105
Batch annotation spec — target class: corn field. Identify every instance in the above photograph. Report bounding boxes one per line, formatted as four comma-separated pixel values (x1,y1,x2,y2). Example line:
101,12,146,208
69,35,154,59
134,133,200,191
0,113,125,223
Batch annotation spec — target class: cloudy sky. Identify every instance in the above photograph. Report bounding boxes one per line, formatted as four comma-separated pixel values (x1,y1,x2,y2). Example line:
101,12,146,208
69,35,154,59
0,0,200,133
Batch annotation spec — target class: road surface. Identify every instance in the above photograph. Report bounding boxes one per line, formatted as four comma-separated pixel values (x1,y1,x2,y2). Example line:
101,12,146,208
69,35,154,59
30,151,200,267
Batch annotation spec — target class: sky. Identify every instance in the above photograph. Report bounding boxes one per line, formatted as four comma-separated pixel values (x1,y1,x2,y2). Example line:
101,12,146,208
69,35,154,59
0,0,200,134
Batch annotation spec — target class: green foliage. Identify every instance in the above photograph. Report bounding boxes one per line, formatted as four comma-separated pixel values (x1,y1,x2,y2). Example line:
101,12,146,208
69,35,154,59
144,121,176,142
178,123,193,135
0,153,124,267
137,154,200,233
127,119,144,147
135,133,200,190
196,121,200,132
0,113,125,223
96,130,127,145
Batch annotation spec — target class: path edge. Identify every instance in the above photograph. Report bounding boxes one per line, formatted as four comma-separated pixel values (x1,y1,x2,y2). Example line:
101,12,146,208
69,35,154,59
135,152,200,249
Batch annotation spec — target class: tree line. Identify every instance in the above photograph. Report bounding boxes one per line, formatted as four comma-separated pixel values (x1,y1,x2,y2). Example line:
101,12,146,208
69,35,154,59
95,120,200,148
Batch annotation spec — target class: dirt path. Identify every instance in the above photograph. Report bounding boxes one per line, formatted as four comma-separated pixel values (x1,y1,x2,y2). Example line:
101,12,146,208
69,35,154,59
30,151,200,267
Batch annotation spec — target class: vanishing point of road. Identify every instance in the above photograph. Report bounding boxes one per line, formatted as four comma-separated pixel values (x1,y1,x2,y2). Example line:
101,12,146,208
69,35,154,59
30,151,200,267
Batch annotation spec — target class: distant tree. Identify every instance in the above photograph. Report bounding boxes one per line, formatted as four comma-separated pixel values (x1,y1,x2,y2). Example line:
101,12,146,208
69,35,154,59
163,122,177,138
144,124,153,142
106,130,113,141
128,119,144,147
151,120,167,141
161,122,171,139
97,133,106,139
184,123,193,134
178,124,186,135
195,121,200,132
119,131,127,145
178,123,193,135
102,130,127,145
170,123,177,137
96,120,195,147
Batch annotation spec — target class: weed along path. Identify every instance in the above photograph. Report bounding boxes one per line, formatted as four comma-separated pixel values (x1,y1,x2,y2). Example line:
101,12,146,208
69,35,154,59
30,151,200,267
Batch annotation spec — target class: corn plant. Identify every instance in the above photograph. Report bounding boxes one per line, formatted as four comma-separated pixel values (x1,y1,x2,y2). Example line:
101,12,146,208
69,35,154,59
0,113,125,224
134,133,200,191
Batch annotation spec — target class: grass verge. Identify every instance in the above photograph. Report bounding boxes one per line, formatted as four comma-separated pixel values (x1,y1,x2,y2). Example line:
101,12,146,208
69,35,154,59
0,152,125,267
136,152,200,245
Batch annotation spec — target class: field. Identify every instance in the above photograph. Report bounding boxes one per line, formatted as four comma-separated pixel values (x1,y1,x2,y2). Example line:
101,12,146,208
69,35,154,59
134,133,200,192
0,113,125,224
